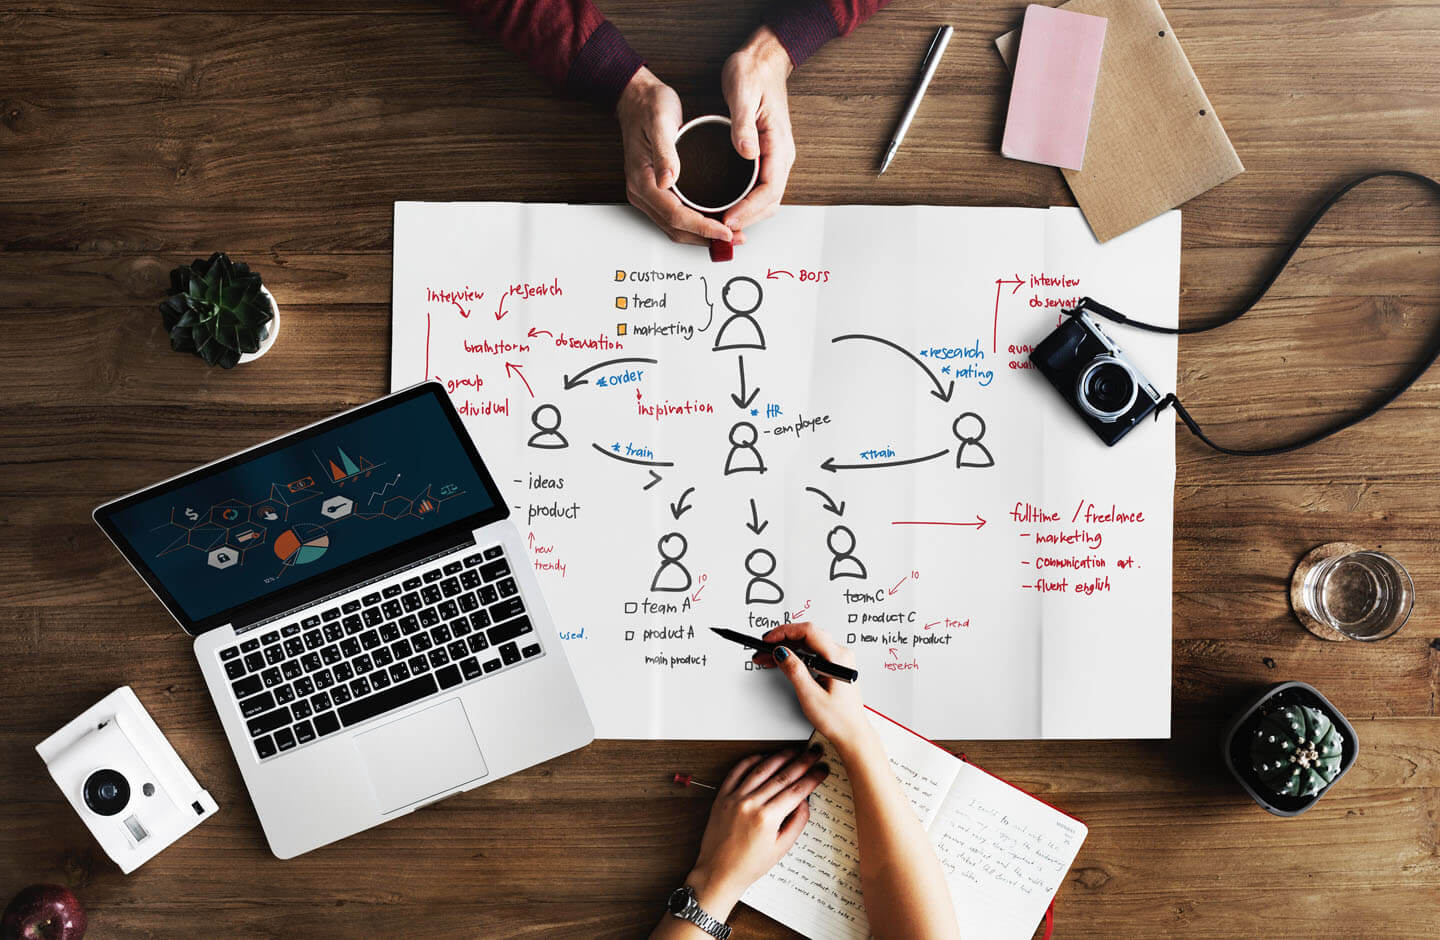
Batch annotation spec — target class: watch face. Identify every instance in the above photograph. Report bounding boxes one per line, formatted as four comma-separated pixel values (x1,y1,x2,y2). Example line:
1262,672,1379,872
667,887,692,915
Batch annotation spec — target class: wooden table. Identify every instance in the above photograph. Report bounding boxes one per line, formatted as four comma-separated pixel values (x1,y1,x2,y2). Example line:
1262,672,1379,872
3,1,1438,936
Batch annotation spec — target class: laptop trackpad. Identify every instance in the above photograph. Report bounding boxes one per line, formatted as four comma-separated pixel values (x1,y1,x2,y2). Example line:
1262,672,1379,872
354,698,488,813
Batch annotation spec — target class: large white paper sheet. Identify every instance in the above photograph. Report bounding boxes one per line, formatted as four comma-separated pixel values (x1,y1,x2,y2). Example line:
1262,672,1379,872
390,203,1178,740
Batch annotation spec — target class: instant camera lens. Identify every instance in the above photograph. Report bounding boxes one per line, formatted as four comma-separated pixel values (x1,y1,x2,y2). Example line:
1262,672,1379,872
1077,356,1138,422
83,768,131,816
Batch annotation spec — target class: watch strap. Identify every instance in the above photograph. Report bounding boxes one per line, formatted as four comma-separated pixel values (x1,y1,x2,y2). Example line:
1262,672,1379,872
670,886,732,940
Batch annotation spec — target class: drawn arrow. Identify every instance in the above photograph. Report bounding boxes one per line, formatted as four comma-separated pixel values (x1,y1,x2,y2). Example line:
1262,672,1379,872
766,268,795,280
731,356,760,409
591,443,674,468
563,357,658,390
504,362,533,398
804,486,846,516
993,274,1025,352
832,333,954,402
746,498,769,535
669,487,695,520
527,326,553,339
495,291,510,322
527,531,536,548
891,516,987,530
644,470,663,490
691,574,708,602
889,575,909,595
450,300,471,318
821,449,949,473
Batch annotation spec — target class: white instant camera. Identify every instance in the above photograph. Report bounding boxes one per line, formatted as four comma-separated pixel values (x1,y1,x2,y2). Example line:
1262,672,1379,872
36,687,218,874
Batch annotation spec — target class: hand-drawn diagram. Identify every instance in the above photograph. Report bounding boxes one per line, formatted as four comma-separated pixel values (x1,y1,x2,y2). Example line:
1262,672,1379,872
744,548,784,605
528,403,569,449
826,525,867,581
713,276,766,351
952,412,996,468
391,202,1183,740
651,532,693,593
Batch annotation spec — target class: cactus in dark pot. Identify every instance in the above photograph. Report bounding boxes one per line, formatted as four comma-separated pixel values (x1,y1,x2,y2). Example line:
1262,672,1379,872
160,252,276,368
1249,703,1345,797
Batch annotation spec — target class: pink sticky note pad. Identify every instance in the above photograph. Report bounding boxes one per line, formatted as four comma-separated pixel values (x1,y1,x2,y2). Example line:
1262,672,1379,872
1002,5,1107,171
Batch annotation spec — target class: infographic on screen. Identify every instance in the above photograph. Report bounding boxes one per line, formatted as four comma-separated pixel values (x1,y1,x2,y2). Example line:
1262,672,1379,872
108,393,494,622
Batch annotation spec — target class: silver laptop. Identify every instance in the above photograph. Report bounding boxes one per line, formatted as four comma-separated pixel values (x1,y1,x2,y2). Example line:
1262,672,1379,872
94,382,594,858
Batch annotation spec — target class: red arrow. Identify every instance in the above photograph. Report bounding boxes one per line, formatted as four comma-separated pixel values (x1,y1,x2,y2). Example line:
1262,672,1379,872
766,268,794,280
891,516,987,530
527,531,536,548
527,326,553,339
691,574,708,602
505,362,533,398
924,620,943,630
450,300,470,318
889,575,908,596
992,275,1025,352
495,290,511,322
888,648,899,660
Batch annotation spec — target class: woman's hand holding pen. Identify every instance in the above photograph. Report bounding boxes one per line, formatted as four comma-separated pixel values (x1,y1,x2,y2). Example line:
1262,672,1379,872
753,622,878,760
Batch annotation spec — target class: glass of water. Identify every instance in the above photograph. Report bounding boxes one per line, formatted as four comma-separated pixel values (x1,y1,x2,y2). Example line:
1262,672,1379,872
1291,544,1414,641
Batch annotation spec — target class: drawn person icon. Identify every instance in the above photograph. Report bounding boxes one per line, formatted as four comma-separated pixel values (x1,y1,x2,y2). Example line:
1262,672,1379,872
952,412,995,468
528,403,568,450
724,421,767,475
826,525,867,581
712,276,766,351
650,532,693,593
744,548,784,605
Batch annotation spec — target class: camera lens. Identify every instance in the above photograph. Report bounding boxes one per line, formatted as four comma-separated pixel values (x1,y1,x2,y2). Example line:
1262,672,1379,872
83,769,131,816
1077,356,1138,422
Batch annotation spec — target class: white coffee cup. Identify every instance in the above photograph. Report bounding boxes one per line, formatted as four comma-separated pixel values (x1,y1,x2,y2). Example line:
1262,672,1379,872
671,115,761,214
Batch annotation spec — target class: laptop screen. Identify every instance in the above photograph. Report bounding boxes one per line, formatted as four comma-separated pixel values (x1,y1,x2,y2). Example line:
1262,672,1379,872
96,384,506,635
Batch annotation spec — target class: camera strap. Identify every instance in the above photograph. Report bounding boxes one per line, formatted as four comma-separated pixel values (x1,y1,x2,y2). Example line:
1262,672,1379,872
1075,170,1440,456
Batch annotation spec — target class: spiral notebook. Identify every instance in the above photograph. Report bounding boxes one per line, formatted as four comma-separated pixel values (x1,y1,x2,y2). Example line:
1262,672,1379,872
741,708,1087,940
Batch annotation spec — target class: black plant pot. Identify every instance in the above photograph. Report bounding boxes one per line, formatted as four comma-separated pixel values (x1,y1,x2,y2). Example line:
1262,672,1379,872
1221,681,1358,817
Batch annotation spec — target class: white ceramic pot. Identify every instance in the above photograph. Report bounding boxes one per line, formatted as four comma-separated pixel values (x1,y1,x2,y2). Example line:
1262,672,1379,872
238,285,280,364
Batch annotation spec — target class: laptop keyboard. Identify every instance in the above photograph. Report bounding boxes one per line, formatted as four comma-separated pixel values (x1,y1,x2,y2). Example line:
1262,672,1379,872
217,545,543,761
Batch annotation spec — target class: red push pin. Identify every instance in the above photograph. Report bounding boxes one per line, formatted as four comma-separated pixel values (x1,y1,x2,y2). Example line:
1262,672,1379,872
673,772,717,791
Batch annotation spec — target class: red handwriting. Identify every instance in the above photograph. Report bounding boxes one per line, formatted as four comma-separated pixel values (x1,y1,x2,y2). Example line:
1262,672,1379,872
464,338,531,356
923,618,971,629
495,278,562,321
443,373,483,394
551,331,624,351
691,573,708,602
453,397,509,416
427,286,484,310
637,397,715,421
1031,274,1080,288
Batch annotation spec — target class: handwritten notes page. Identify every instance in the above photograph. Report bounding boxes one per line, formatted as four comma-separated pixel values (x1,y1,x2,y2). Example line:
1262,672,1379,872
390,202,1179,739
742,710,1086,939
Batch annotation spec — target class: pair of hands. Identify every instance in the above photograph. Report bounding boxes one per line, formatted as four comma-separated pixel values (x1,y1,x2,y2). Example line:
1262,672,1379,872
617,27,796,248
679,623,875,921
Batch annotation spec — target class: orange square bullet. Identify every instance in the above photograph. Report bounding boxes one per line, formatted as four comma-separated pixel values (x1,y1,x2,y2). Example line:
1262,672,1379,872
615,297,628,309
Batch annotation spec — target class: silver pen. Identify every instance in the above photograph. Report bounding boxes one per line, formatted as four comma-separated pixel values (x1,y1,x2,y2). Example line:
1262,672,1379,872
879,25,953,175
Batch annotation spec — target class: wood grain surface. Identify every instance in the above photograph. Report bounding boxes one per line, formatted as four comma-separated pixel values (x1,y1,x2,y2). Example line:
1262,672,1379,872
3,1,1439,937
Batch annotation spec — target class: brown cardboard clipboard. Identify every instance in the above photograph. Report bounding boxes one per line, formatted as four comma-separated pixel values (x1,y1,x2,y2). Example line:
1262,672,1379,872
997,0,1243,241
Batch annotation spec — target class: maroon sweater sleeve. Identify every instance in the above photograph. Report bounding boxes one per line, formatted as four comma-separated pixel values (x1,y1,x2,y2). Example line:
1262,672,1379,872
764,0,891,67
457,0,644,111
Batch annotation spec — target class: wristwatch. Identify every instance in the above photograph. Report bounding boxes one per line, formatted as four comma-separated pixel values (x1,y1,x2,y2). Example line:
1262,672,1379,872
666,885,733,940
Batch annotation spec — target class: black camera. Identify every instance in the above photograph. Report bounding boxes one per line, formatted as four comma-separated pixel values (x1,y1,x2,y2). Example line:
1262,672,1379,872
1030,300,1164,446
